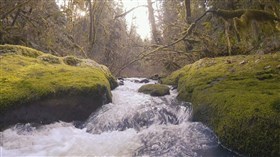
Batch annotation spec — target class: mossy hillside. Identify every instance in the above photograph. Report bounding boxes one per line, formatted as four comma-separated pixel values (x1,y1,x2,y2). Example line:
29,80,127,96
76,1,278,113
138,84,170,96
0,44,117,112
162,53,280,156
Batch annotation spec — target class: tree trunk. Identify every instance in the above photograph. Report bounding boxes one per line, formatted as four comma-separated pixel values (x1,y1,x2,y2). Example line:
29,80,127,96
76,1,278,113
185,0,191,23
147,0,161,44
224,20,231,56
88,0,93,43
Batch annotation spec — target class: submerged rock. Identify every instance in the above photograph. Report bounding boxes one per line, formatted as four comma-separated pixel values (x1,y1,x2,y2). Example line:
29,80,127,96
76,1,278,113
138,84,170,96
0,44,117,130
162,53,280,157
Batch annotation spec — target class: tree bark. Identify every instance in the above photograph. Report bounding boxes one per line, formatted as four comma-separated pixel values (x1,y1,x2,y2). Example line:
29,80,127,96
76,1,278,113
224,20,231,56
185,0,191,22
147,0,161,44
88,0,93,44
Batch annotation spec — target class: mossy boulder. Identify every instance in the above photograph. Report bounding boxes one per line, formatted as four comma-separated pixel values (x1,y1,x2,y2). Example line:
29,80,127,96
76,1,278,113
138,84,170,96
162,53,280,157
0,44,117,130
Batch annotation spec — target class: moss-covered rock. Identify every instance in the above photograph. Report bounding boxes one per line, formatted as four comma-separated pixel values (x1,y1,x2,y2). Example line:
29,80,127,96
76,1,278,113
63,56,82,66
138,84,170,96
0,44,117,130
162,53,280,157
38,54,60,64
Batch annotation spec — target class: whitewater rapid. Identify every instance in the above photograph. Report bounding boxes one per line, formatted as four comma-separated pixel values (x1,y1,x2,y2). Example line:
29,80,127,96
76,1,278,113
0,78,238,157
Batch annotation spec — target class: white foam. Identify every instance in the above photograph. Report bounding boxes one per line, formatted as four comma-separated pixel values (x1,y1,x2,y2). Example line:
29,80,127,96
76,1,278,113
1,78,233,157
1,122,141,156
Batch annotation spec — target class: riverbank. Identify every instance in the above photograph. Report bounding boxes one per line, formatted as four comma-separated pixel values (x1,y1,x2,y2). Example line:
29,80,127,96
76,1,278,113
162,53,280,156
0,45,117,130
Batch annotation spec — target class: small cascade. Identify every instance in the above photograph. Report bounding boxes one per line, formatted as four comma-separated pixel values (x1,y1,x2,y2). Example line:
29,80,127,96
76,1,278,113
1,78,239,157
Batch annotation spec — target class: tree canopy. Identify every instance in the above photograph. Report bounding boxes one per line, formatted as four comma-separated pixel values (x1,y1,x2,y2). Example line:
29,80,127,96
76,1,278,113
1,0,279,76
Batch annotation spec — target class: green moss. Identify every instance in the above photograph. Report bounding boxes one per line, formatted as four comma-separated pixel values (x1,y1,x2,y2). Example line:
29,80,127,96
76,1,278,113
0,44,43,57
271,99,280,112
215,9,245,19
138,84,170,96
164,53,280,156
0,45,117,112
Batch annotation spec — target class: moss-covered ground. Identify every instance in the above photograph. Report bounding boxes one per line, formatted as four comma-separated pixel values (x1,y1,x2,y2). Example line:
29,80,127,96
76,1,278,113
0,44,117,112
162,53,280,157
138,84,170,96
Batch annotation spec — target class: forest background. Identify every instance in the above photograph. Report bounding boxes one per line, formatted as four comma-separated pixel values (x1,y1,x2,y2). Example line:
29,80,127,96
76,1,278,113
1,0,279,76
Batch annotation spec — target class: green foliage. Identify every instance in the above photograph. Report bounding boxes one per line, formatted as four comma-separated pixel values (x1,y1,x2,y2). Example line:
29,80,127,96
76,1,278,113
138,84,170,96
163,53,280,156
0,45,117,112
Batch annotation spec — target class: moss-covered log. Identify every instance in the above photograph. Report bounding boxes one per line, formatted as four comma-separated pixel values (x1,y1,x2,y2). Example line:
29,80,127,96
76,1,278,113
163,53,280,156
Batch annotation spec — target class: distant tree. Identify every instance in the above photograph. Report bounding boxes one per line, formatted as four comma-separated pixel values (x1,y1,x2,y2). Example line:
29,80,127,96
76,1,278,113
147,0,162,44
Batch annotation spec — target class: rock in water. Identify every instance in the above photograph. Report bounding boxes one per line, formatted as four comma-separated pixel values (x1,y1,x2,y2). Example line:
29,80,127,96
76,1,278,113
138,84,170,96
140,79,150,83
119,80,124,85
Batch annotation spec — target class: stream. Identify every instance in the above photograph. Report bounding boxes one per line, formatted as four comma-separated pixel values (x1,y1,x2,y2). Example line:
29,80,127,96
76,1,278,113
1,78,239,157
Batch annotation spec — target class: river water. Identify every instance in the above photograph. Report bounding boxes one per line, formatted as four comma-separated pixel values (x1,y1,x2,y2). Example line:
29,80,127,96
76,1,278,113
1,78,239,157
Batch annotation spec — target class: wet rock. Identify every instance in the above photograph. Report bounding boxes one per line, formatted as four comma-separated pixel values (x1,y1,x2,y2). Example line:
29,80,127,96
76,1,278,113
171,85,178,90
119,80,124,85
134,79,140,83
140,79,150,83
118,77,124,81
0,93,108,131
